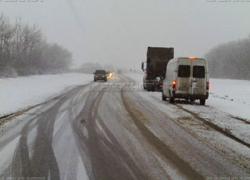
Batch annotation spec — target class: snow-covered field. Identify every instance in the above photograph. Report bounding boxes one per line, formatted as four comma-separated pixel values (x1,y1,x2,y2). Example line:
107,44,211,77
0,73,93,116
124,74,250,120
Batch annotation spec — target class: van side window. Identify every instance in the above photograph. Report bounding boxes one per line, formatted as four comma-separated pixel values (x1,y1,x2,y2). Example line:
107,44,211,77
193,66,205,78
178,65,190,77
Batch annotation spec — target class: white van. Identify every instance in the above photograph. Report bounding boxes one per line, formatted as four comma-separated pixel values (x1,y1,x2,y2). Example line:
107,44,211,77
162,57,209,105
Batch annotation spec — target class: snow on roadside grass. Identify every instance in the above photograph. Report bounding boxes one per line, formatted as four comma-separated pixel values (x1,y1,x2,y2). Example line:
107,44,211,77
208,79,250,120
124,73,250,120
0,73,93,116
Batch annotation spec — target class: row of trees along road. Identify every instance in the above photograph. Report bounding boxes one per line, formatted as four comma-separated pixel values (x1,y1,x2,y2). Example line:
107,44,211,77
205,36,250,80
0,14,72,77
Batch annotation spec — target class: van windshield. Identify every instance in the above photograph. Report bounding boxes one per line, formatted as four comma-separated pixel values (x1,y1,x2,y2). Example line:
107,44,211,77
178,65,190,77
193,66,205,78
95,70,106,74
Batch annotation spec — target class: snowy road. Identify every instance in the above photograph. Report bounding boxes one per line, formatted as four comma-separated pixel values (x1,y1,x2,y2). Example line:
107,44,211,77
0,75,250,180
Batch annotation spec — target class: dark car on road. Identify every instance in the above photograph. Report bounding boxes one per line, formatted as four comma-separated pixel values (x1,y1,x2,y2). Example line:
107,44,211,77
94,70,107,82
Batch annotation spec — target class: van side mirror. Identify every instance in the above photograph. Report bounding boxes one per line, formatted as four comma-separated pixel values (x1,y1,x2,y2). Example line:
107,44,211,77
141,62,144,71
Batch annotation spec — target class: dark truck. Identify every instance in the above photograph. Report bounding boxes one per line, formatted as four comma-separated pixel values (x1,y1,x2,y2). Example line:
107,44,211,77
141,47,174,91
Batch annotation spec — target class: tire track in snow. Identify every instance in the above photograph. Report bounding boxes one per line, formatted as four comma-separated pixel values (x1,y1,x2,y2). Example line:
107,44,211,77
71,83,149,180
5,84,92,179
121,89,205,180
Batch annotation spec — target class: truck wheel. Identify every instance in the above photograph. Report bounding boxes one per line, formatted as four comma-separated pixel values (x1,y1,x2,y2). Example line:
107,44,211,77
149,84,155,92
146,84,151,91
162,92,167,101
200,99,206,105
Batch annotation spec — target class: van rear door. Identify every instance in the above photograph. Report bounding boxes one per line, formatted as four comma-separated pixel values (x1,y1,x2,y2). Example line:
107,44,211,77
177,64,190,93
190,59,206,95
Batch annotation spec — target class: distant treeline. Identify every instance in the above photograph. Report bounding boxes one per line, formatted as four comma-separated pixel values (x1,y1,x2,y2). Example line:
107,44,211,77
74,62,115,74
205,36,250,80
73,62,142,74
0,14,72,77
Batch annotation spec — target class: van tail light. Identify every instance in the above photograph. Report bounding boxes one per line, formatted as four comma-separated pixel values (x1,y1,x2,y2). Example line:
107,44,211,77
206,82,210,90
172,80,177,88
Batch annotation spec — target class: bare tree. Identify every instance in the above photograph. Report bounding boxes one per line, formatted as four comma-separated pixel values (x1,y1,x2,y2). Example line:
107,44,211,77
205,36,250,80
0,14,73,77
0,14,16,76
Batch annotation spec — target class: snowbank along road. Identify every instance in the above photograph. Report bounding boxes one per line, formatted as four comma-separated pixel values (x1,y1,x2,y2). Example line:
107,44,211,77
0,74,250,180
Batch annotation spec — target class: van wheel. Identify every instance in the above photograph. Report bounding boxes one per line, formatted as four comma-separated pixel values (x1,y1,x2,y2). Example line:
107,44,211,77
162,92,167,101
169,96,174,104
169,92,174,104
200,99,206,105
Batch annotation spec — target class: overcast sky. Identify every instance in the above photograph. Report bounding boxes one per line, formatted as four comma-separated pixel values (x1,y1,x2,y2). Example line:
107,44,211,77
1,0,250,70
